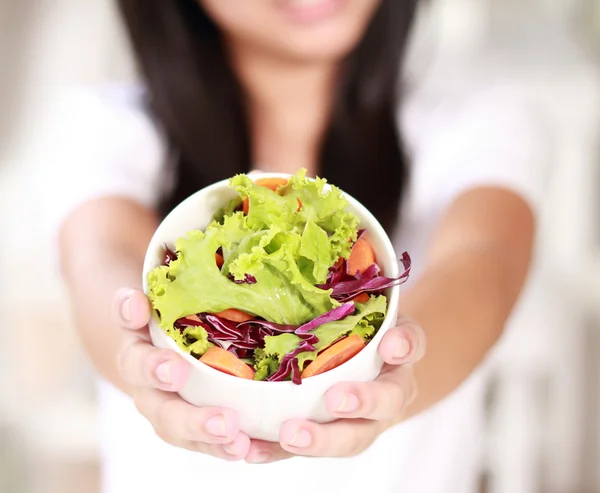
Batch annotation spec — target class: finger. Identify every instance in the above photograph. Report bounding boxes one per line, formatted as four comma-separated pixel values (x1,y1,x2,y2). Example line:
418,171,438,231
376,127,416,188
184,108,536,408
244,440,293,464
112,287,152,330
155,427,251,461
135,388,242,445
278,418,382,458
378,320,426,365
324,366,416,420
118,339,191,392
220,432,252,460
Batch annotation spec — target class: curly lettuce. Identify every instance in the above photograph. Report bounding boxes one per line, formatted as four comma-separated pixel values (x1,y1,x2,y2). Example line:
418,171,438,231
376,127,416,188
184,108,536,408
147,170,366,354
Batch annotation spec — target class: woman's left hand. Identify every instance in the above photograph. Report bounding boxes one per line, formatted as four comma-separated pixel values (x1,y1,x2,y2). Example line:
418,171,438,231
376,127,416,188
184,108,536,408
244,318,426,464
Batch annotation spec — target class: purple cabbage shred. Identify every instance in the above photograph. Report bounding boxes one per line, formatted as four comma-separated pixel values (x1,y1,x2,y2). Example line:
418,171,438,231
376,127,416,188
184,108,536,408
227,273,257,284
319,252,411,302
163,245,178,266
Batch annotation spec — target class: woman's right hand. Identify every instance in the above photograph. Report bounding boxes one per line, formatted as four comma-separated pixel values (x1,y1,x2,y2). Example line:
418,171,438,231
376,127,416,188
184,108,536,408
112,287,251,460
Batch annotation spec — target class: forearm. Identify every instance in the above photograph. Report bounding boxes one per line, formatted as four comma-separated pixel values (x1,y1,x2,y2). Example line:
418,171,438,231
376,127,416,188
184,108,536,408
59,198,158,396
62,246,143,395
399,245,527,420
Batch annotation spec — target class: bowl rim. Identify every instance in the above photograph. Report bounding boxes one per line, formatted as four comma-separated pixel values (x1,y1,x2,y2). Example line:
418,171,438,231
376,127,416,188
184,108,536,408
142,171,401,388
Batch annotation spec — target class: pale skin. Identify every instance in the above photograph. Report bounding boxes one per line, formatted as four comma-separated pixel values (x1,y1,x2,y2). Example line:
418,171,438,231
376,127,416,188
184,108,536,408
59,0,536,465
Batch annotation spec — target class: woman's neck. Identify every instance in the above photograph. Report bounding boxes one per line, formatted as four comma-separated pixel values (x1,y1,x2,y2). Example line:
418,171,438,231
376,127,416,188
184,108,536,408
229,45,338,176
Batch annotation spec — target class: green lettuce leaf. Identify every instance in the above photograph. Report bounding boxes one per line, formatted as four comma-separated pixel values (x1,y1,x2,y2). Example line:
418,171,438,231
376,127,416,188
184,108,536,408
212,197,242,225
281,169,360,261
162,321,212,356
147,169,365,359
186,326,212,356
148,214,333,330
253,348,279,381
263,333,300,362
230,174,296,232
231,169,359,263
299,219,331,284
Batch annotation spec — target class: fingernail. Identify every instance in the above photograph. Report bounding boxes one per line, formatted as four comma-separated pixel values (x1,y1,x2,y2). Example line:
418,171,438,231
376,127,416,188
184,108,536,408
288,428,312,448
336,392,359,413
205,415,227,437
121,296,132,321
396,337,410,359
223,441,239,456
247,451,270,464
155,362,172,384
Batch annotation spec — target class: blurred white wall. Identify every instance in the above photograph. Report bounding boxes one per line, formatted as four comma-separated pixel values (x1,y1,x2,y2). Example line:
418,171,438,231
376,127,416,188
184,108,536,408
0,2,136,491
0,0,134,402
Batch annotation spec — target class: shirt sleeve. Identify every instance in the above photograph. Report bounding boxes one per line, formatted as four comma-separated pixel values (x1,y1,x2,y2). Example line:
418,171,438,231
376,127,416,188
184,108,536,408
41,86,169,232
403,85,553,218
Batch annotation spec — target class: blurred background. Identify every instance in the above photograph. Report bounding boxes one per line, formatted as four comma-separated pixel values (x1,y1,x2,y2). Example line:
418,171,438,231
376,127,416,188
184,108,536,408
0,0,599,492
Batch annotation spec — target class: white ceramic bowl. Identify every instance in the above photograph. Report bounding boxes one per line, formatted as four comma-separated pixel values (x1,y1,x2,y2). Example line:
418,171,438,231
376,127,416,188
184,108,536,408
142,172,401,441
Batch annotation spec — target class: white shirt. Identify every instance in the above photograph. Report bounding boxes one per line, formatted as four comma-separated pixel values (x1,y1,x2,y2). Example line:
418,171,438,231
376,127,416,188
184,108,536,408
49,82,549,493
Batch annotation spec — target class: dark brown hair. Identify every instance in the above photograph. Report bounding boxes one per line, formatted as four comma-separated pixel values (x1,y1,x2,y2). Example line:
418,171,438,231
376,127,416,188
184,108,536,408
117,0,419,233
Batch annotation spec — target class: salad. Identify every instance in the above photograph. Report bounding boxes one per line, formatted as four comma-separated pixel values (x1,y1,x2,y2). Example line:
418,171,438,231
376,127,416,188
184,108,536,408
147,170,411,384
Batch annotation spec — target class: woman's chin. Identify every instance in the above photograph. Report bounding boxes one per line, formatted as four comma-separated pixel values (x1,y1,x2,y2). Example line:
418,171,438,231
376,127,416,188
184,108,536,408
259,27,367,64
276,0,349,24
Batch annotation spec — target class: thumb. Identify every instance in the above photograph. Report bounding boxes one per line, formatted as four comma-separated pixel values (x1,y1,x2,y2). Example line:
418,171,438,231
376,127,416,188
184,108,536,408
112,288,152,330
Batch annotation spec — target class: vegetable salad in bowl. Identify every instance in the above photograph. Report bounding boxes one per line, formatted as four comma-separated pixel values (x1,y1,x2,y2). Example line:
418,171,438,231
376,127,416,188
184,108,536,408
147,169,411,385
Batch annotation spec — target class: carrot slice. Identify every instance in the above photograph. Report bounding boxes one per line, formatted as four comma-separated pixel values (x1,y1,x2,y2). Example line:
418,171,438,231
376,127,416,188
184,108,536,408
347,237,376,276
215,252,224,269
301,335,366,379
352,293,370,303
215,308,255,323
200,347,255,380
332,257,344,270
242,177,289,215
254,177,289,190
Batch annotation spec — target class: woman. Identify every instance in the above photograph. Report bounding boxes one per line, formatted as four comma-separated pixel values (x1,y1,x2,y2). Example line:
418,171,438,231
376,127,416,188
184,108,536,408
56,1,548,492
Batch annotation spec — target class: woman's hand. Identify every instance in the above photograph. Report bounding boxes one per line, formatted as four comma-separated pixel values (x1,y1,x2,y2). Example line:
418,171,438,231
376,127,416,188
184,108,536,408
245,318,426,464
111,286,424,463
112,287,251,460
